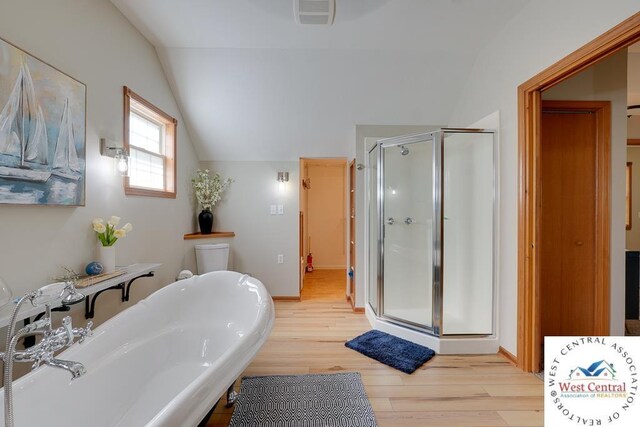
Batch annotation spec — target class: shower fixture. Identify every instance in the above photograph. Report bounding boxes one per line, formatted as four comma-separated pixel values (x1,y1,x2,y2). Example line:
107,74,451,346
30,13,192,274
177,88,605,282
366,129,496,340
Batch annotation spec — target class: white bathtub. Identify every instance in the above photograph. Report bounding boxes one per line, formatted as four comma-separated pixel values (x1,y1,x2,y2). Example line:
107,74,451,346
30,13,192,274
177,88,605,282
0,271,275,426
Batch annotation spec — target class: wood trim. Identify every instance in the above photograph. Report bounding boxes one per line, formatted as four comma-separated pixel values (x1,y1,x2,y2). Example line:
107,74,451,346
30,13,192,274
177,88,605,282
300,211,304,293
124,86,177,124
515,12,640,372
123,86,177,198
627,162,633,231
349,159,356,312
272,296,301,301
499,346,517,366
353,307,365,314
628,139,640,146
183,232,235,240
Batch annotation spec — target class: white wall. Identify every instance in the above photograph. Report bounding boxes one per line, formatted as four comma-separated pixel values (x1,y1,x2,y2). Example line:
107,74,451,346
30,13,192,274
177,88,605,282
448,1,639,354
157,47,469,161
0,0,200,337
199,161,299,297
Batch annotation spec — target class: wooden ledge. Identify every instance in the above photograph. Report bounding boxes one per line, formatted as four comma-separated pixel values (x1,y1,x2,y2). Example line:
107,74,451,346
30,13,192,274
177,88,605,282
183,232,235,240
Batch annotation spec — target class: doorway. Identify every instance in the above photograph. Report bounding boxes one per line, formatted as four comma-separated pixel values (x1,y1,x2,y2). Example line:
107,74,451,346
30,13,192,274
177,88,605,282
518,13,640,372
537,101,611,369
299,158,348,301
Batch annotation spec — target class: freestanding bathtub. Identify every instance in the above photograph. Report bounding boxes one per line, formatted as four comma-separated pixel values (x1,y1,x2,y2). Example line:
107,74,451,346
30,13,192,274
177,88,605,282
0,271,275,426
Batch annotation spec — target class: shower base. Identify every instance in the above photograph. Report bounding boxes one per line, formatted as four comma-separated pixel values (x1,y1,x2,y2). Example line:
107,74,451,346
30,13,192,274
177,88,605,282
365,306,499,355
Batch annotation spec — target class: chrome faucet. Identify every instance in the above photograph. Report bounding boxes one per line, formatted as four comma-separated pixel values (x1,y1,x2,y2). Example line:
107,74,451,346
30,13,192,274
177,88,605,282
11,315,93,374
41,358,86,379
1,282,92,427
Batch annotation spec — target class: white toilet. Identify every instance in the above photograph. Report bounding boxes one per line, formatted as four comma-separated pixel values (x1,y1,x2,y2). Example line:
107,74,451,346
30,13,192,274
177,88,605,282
195,243,230,274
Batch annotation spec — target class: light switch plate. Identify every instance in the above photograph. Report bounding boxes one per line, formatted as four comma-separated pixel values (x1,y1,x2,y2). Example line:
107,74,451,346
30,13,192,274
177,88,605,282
277,204,284,215
277,254,284,264
270,205,277,215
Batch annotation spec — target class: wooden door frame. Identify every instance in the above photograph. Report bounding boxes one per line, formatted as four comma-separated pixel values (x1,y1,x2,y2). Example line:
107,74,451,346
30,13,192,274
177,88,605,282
348,159,356,310
518,12,640,372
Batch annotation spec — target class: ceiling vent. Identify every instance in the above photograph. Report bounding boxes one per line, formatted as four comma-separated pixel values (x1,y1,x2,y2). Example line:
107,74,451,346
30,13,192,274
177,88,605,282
294,0,335,25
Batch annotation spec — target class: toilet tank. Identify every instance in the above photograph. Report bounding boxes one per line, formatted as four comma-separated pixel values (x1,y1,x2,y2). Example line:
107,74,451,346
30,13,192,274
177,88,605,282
195,243,230,274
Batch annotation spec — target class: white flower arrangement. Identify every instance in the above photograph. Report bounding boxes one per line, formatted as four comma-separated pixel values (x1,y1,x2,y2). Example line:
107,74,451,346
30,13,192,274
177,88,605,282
192,169,232,211
92,216,133,247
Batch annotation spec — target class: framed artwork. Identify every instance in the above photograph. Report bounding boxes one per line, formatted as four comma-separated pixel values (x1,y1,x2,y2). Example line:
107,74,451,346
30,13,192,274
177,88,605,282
0,36,86,206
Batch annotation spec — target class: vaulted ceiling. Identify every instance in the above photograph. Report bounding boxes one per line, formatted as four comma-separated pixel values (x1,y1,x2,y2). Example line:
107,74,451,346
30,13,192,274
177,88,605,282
111,0,530,160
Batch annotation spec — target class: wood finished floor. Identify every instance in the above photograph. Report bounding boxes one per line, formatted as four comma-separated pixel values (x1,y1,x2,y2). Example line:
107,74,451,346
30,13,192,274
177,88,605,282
208,270,543,426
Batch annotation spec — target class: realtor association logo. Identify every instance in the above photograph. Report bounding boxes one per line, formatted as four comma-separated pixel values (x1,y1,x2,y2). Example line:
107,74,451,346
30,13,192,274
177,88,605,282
545,337,640,426
561,360,626,394
569,360,616,380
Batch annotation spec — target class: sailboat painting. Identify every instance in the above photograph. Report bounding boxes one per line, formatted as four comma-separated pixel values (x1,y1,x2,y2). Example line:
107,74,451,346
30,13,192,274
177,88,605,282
0,37,85,206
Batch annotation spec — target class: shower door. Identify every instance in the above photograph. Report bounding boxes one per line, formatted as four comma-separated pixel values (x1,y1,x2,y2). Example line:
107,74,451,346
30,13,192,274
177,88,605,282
380,135,434,330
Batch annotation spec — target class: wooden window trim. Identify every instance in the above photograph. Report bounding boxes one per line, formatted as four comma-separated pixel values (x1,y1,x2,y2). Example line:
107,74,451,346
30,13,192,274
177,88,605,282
123,86,177,198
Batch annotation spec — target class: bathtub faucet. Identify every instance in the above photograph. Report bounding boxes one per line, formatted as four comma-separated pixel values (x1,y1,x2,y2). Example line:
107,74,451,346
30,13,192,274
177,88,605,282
11,315,93,376
1,282,92,427
41,357,87,379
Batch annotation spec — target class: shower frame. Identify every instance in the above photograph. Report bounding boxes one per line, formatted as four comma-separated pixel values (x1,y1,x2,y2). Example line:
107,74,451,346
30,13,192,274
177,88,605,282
367,128,497,338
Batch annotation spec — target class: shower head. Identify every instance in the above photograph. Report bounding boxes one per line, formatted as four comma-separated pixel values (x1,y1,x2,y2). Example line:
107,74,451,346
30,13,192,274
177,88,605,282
400,146,409,156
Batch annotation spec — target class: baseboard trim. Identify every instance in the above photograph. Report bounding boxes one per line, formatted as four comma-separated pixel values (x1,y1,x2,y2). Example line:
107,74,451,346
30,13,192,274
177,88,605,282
272,296,301,301
499,346,517,365
313,266,347,270
353,307,365,313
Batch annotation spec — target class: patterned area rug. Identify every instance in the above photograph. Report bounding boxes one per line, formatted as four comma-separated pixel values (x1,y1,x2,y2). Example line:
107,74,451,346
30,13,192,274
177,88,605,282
345,330,436,374
229,372,377,427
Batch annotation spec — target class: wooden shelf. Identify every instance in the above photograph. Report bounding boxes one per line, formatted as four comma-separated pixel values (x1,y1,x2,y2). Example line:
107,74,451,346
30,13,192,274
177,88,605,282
183,232,235,240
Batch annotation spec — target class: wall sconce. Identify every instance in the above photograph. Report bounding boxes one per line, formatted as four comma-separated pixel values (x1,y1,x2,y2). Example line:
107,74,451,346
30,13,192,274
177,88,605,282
628,105,640,118
100,138,129,176
277,171,289,193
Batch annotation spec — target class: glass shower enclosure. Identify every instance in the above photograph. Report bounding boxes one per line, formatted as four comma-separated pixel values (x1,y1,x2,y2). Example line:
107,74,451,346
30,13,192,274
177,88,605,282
366,129,495,337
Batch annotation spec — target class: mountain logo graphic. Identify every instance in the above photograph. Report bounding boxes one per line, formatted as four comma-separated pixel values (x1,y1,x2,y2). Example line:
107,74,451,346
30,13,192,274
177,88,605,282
567,360,616,380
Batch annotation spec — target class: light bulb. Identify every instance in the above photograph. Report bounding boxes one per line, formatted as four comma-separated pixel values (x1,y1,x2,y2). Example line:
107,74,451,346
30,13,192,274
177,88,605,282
115,152,129,176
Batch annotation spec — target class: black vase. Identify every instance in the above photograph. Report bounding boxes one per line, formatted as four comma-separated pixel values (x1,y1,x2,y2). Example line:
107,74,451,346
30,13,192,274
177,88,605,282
198,209,213,234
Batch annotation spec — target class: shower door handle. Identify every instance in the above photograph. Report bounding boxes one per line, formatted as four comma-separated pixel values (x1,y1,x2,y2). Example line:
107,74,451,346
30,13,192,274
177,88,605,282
386,217,395,225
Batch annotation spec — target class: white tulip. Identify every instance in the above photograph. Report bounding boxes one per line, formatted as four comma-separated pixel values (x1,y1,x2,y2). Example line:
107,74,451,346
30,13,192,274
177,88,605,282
108,216,121,226
93,223,106,233
122,223,133,233
114,229,126,238
92,218,104,225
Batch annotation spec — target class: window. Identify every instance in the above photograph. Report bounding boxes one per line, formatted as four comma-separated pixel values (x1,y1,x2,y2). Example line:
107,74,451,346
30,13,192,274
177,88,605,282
124,86,177,198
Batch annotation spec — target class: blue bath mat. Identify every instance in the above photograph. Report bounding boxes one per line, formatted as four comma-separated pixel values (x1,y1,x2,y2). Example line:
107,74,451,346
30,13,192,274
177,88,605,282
345,330,435,374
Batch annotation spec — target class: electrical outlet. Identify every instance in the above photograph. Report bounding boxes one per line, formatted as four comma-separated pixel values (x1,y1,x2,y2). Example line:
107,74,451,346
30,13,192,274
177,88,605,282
277,204,284,215
277,254,284,264
270,205,277,215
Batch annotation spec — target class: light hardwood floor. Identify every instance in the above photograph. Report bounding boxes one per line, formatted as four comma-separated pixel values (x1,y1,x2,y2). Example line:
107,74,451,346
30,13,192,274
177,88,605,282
208,270,543,426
